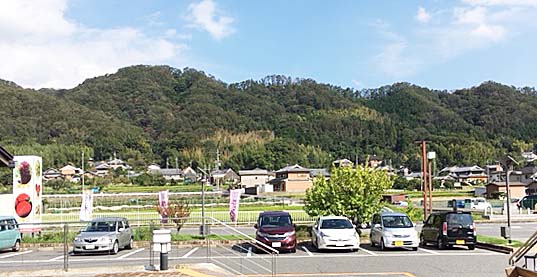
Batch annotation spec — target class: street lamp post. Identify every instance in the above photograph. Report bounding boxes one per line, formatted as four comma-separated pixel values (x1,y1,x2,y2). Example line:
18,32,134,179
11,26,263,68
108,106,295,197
499,155,519,244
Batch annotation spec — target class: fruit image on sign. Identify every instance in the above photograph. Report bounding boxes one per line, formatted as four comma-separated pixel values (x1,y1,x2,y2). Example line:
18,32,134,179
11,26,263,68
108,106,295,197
19,161,32,184
15,193,32,218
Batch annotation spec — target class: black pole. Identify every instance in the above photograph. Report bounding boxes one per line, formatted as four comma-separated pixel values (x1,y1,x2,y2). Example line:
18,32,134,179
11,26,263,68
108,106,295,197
506,170,512,244
160,252,168,270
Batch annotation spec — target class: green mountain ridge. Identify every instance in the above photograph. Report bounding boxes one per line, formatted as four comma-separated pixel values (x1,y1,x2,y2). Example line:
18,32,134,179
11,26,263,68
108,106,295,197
0,65,535,171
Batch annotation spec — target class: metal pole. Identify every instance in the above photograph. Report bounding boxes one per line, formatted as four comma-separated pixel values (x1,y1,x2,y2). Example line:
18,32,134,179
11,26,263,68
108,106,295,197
506,170,512,244
202,177,206,236
429,161,433,213
81,151,85,193
63,223,69,272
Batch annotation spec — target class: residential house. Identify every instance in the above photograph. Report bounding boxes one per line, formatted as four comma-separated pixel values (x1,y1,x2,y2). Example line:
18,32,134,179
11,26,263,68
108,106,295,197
160,168,183,181
438,165,488,185
211,168,239,188
309,168,330,180
332,158,353,168
182,167,198,183
519,165,537,183
108,158,131,170
271,164,312,192
43,168,62,181
486,181,527,199
485,164,504,183
239,168,269,188
59,165,82,180
95,162,110,176
147,164,161,174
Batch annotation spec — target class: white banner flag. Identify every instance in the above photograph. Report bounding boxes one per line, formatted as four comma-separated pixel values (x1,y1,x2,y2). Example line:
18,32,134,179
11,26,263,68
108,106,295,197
79,190,93,221
158,190,169,223
229,189,241,222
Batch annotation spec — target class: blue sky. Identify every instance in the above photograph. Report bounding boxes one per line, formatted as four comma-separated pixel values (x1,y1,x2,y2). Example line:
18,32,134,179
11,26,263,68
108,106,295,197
1,0,537,90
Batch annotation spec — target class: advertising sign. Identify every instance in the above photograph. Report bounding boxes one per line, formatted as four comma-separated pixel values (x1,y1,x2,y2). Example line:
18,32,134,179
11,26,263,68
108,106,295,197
79,190,94,221
229,189,241,222
12,155,42,232
158,190,169,223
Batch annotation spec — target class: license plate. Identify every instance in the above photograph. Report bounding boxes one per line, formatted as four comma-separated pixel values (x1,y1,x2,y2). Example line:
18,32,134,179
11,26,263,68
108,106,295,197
85,245,95,250
456,240,465,245
336,242,345,247
394,241,403,246
271,242,281,248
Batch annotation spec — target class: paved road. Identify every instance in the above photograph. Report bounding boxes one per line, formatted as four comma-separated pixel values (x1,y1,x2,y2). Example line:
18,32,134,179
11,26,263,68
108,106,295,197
0,242,512,277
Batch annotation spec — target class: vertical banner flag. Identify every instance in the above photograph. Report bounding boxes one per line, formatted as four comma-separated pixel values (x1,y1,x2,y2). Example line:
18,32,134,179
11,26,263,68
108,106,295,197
229,189,241,222
13,156,42,232
79,190,94,221
158,190,169,223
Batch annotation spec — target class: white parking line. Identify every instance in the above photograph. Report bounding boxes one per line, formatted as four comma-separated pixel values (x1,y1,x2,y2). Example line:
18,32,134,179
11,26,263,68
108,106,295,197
357,246,378,256
247,247,252,257
419,248,440,255
48,255,64,261
117,248,145,259
302,246,314,256
0,250,32,259
182,247,199,258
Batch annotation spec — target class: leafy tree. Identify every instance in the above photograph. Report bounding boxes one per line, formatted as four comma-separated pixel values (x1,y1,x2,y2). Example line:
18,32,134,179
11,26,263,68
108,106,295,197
304,165,393,224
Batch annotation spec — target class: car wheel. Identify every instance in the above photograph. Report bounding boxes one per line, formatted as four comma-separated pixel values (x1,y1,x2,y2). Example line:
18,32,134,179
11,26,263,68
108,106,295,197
290,247,296,253
12,240,20,252
412,247,418,251
419,234,427,247
437,237,444,250
126,237,133,250
313,239,319,250
468,245,475,250
380,238,385,251
112,241,119,255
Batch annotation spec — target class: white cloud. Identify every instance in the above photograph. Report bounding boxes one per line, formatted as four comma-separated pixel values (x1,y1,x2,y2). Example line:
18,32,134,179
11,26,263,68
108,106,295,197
0,0,187,89
186,0,235,40
371,0,537,78
416,7,431,23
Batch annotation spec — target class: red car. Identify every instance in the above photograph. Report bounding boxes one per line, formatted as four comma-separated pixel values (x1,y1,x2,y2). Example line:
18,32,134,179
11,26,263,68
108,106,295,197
254,211,296,253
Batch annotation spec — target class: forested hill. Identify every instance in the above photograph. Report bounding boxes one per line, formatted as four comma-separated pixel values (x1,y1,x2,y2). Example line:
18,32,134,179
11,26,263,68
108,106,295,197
1,65,536,171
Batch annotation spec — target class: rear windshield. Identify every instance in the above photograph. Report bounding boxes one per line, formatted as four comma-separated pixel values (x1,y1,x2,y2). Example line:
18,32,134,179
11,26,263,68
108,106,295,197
382,215,413,228
447,213,473,226
260,215,292,227
320,219,353,229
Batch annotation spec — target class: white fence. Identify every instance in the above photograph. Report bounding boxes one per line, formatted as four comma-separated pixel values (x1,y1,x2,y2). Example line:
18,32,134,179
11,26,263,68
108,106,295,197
42,210,316,225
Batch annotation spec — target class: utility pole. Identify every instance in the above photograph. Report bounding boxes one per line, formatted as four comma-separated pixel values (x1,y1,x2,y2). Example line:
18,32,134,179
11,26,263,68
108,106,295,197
416,141,428,220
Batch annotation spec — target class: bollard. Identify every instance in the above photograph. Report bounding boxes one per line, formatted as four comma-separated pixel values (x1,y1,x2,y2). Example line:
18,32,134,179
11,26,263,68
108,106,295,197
160,252,168,270
153,229,171,271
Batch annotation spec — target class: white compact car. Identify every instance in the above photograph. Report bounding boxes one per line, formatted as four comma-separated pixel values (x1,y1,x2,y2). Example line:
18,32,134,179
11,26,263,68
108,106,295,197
369,212,419,251
311,216,360,251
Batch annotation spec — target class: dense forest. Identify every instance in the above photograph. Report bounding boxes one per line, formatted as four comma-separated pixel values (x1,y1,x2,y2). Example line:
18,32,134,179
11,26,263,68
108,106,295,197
0,65,536,173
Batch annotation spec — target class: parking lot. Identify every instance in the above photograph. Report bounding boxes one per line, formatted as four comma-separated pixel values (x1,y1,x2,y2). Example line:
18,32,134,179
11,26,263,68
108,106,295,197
0,241,509,277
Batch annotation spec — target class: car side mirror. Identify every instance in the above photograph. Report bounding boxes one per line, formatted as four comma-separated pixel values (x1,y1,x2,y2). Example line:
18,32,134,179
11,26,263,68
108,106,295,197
118,227,125,232
423,220,427,224
374,223,382,229
254,224,258,229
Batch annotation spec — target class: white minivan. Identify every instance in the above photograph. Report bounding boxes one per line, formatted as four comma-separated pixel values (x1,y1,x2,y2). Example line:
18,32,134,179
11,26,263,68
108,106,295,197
369,212,419,251
466,198,492,210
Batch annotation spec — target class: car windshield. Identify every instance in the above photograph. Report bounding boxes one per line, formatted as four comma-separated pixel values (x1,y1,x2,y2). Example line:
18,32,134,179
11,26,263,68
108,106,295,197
260,215,292,227
382,215,413,228
320,219,353,229
83,221,116,232
447,213,473,226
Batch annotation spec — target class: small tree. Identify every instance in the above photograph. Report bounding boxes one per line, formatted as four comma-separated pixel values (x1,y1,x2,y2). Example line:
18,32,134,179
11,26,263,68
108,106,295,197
156,201,191,232
305,165,393,225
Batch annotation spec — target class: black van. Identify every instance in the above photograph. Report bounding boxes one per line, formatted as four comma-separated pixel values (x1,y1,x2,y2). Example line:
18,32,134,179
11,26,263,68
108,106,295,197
519,195,537,210
420,211,476,250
